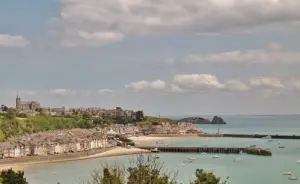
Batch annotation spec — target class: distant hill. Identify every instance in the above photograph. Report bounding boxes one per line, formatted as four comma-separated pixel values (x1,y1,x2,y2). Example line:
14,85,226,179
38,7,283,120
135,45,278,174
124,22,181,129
178,116,226,124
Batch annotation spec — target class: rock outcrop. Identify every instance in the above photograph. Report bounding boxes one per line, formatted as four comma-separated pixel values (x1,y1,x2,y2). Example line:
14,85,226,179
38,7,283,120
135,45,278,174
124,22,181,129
211,116,226,124
179,116,226,124
179,117,211,124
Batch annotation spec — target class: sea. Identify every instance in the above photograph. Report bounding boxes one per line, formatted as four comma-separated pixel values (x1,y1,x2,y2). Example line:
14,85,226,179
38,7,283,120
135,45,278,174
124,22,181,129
24,115,300,184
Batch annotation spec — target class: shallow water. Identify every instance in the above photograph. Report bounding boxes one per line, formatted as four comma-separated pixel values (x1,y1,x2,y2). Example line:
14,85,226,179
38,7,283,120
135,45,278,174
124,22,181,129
24,115,300,184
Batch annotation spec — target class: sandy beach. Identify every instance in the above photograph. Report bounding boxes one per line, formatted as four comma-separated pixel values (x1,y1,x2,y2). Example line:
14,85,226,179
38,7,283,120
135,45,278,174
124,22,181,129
129,136,173,143
0,147,149,171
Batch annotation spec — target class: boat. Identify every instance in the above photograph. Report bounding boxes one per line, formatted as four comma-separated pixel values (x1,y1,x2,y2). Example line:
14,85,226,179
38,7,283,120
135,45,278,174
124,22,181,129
212,155,219,159
268,139,274,142
283,172,292,175
233,158,242,162
279,146,285,148
262,135,271,139
178,163,185,166
200,152,207,155
249,145,256,148
188,157,196,160
288,176,297,180
151,148,160,153
297,160,300,164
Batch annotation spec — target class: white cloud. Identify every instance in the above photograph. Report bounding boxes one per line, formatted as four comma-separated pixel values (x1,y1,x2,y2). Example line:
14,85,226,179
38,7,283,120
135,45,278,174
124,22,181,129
168,84,185,93
0,34,29,48
55,0,300,46
261,89,282,98
184,43,300,64
173,74,225,89
49,89,71,96
125,80,167,91
98,89,114,94
225,79,249,91
61,30,125,47
250,76,284,89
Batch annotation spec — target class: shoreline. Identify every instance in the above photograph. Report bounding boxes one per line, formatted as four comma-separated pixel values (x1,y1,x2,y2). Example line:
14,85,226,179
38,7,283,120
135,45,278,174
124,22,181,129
0,147,150,171
0,135,188,171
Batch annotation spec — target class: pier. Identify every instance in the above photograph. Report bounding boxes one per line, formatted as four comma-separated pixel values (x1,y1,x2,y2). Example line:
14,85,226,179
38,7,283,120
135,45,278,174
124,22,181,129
136,146,272,156
198,133,300,139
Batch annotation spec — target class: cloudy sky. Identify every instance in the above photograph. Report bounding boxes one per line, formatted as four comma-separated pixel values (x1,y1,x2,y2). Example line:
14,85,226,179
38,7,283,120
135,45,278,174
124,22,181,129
1,0,300,116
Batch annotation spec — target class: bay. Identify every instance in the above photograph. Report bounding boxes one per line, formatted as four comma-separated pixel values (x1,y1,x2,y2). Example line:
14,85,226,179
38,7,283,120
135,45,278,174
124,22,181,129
24,115,300,184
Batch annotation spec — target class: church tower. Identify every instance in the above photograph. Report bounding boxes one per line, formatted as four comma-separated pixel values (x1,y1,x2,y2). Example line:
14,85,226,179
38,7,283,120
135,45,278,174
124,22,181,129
16,94,21,110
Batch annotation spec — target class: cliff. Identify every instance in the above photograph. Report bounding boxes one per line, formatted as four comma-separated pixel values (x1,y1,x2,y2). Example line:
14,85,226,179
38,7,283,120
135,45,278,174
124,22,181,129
179,116,226,124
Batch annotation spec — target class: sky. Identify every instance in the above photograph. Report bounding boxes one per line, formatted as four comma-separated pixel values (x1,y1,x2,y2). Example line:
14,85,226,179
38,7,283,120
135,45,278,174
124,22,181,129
1,0,300,116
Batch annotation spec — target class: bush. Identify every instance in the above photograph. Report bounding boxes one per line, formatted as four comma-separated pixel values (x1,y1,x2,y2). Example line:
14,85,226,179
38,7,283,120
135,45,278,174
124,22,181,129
81,154,228,184
0,169,28,184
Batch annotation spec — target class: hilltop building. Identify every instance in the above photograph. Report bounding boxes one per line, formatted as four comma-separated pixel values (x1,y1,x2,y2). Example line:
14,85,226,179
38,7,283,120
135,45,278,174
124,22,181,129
16,95,41,112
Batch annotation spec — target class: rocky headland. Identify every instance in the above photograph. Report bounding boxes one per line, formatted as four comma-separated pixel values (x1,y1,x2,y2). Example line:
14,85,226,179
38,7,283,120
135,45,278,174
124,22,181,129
179,116,226,124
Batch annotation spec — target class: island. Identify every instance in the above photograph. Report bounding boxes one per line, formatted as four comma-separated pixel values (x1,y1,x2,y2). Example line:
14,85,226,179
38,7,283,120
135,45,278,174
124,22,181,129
178,116,226,124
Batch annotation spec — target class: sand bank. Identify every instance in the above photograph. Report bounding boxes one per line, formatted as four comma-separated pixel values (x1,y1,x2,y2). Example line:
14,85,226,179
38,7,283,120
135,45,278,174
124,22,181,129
129,136,173,143
84,147,150,159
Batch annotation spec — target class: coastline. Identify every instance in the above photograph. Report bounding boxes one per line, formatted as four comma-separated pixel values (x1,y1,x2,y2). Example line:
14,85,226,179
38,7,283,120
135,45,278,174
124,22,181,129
0,147,149,171
0,135,187,171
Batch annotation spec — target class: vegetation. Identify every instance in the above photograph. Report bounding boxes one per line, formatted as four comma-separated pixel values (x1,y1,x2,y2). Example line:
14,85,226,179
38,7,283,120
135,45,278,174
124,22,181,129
0,169,28,184
0,105,176,141
81,155,227,184
137,116,177,126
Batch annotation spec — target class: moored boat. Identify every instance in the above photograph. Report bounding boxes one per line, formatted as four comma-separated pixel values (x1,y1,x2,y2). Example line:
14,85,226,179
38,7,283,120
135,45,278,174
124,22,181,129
283,172,292,175
151,148,160,153
288,176,297,180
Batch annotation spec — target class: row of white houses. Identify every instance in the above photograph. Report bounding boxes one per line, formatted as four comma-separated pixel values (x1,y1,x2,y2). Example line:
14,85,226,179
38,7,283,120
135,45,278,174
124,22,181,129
0,137,109,158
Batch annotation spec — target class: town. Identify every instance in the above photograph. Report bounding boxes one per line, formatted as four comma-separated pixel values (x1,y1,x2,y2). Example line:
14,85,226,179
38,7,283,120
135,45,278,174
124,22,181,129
0,96,203,159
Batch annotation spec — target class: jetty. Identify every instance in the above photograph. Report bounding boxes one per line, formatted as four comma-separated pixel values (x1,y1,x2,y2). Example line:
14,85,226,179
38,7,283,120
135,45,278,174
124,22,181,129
198,133,300,139
137,146,272,156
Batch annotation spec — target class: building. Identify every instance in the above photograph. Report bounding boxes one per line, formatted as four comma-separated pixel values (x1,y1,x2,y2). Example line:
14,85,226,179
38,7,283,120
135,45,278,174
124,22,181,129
135,110,144,121
16,95,41,112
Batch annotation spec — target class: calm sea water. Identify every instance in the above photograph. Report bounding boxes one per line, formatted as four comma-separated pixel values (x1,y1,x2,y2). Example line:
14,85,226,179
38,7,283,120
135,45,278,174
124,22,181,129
24,115,300,184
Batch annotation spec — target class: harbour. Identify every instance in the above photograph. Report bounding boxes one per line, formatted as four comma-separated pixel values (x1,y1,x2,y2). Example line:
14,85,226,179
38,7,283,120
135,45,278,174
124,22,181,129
137,146,272,156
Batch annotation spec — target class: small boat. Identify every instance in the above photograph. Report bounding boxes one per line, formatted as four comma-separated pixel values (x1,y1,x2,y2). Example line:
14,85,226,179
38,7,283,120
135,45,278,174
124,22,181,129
212,155,219,159
268,139,274,142
279,146,285,148
178,163,185,166
283,172,292,175
249,145,256,148
200,152,207,155
233,158,242,162
151,148,160,153
288,176,297,180
262,135,271,139
297,160,300,164
188,157,196,160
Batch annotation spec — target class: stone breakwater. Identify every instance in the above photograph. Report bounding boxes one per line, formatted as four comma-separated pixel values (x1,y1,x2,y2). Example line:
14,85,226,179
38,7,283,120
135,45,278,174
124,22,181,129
198,133,300,139
136,146,272,156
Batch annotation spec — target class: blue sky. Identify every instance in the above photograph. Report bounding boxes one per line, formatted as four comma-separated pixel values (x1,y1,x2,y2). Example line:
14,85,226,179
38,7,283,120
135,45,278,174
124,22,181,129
1,0,300,116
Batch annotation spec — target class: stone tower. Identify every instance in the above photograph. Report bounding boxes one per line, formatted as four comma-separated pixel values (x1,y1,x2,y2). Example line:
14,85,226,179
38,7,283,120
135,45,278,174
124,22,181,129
16,94,21,110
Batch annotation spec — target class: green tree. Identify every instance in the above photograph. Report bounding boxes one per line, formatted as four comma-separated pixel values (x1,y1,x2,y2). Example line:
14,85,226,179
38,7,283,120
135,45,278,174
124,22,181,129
93,117,103,125
6,109,16,120
1,105,8,112
127,155,174,184
0,169,28,184
82,112,92,120
191,169,228,184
